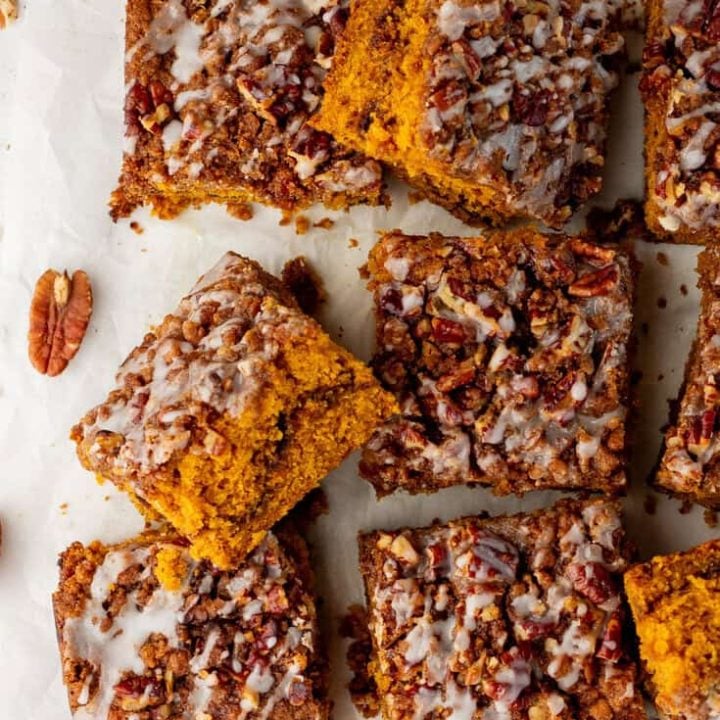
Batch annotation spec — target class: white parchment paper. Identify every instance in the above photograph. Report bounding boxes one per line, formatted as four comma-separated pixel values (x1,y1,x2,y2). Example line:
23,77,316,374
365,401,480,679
0,5,714,719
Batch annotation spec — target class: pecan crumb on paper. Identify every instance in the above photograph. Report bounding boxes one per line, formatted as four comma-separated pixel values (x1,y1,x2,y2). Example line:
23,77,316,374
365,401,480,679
281,256,326,316
295,214,311,235
314,217,335,230
679,499,693,515
585,199,646,243
643,494,658,515
407,190,425,205
226,201,254,221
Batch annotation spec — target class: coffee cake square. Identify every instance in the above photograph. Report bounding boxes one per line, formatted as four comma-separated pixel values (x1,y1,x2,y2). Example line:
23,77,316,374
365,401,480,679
71,252,396,568
625,539,720,720
360,230,635,497
656,244,720,507
359,498,646,720
111,0,383,219
312,0,625,227
642,0,720,243
53,529,329,720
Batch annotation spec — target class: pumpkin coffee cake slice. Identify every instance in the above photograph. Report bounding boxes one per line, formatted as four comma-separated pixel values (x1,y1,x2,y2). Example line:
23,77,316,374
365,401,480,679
312,0,625,227
110,0,383,219
359,498,647,720
625,539,720,720
656,244,720,507
71,252,397,568
360,230,635,498
53,527,329,720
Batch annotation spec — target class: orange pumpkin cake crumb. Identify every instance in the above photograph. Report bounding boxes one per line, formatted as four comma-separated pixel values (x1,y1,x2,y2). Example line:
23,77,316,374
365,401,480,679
70,252,397,568
624,539,720,720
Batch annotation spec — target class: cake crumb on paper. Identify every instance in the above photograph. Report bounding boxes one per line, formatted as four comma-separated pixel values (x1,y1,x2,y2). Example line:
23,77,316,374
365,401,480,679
294,215,311,235
679,499,693,515
644,494,657,515
585,199,645,243
281,256,326,316
226,202,254,221
407,190,425,205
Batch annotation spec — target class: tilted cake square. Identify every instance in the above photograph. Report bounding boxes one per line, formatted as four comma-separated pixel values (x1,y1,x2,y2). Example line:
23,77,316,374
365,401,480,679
71,252,397,568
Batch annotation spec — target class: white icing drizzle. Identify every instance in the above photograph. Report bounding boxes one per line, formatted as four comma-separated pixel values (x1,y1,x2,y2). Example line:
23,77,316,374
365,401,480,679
65,547,186,720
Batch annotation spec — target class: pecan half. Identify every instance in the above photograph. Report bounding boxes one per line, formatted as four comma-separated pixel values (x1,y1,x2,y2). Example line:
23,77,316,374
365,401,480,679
113,676,166,710
28,269,93,376
565,561,618,604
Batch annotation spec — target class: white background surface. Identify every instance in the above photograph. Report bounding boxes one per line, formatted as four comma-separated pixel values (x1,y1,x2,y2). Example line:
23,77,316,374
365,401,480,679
0,4,715,719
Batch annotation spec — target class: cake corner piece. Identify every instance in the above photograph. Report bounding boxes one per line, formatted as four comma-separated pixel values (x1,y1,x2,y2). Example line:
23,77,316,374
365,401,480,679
624,539,720,720
313,0,625,227
53,528,330,720
70,251,397,568
360,229,635,499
